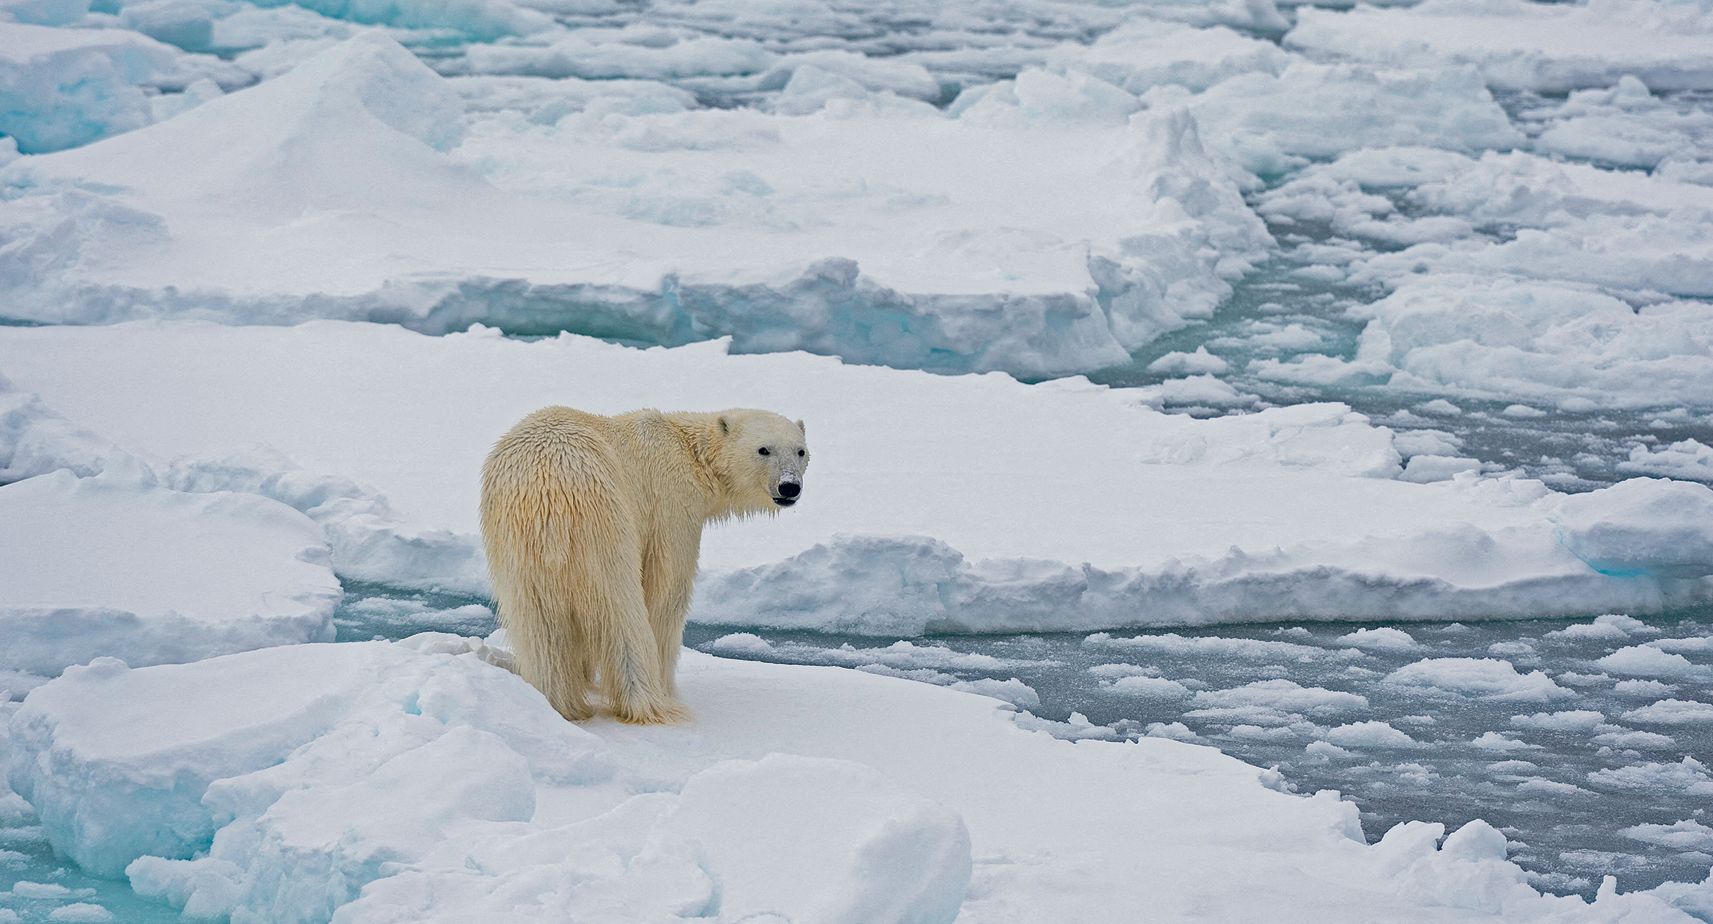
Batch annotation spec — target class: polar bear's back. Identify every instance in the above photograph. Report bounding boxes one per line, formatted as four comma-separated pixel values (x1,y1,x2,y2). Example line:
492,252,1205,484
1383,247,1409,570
480,406,637,562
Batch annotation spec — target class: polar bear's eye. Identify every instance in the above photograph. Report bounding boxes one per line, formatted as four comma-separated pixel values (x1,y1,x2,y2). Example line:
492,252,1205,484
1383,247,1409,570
797,449,805,457
757,447,770,456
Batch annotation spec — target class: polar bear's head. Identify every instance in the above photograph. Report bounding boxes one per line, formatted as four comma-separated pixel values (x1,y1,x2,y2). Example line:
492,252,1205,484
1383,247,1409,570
714,409,809,513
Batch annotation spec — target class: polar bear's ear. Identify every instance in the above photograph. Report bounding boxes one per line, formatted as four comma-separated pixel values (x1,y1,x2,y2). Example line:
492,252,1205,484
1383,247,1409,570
717,415,730,435
796,419,806,435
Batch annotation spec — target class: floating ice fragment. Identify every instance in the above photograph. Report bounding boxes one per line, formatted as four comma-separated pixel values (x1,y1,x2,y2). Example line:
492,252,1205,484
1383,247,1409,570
9,882,73,898
1620,439,1713,483
1398,455,1484,483
0,468,340,676
1515,778,1588,795
1620,699,1713,725
1590,728,1677,749
1596,646,1713,681
1385,658,1572,701
1622,820,1713,852
1285,0,1713,93
949,678,1039,709
1145,346,1230,376
1509,710,1605,732
1470,732,1539,751
1105,676,1193,698
1544,613,1656,641
1613,679,1678,697
118,0,212,51
1143,721,1198,741
1012,711,1119,741
1304,741,1350,760
1323,721,1420,749
1059,20,1290,96
1588,757,1713,795
1193,679,1368,715
44,904,111,923
1390,429,1463,459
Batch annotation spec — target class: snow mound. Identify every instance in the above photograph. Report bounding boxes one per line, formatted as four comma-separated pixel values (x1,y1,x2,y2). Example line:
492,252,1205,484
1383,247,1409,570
0,466,339,676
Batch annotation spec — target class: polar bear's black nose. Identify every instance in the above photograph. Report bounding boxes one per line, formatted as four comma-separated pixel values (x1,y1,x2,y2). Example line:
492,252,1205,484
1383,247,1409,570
778,482,801,498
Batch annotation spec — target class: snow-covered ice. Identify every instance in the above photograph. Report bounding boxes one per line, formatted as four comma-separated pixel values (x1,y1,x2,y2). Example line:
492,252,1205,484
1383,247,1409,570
4,0,1713,917
0,464,339,677
0,31,1276,378
12,632,1713,923
3,320,1711,641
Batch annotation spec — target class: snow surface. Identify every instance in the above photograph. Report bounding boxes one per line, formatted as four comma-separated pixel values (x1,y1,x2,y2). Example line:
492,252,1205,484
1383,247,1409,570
0,463,339,677
11,632,1713,923
3,320,1711,646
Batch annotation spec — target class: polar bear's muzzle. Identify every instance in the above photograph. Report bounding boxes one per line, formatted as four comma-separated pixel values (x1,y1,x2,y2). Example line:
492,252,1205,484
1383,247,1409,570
773,481,802,507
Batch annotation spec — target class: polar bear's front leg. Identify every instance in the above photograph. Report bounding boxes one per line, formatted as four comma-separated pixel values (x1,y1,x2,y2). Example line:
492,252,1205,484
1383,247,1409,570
641,535,697,701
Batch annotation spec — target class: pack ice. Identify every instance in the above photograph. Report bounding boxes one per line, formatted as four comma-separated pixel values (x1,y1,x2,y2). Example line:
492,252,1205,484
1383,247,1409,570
0,31,1272,378
11,632,1711,924
3,0,1713,918
4,320,1713,642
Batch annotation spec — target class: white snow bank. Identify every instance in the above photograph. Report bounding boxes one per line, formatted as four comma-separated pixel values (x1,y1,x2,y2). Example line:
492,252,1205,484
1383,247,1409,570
0,31,1273,378
0,22,179,152
10,635,1709,923
0,465,339,676
1285,0,1713,93
3,320,1712,634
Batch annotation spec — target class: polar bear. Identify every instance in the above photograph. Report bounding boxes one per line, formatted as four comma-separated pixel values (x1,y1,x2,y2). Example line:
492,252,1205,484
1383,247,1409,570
480,407,808,724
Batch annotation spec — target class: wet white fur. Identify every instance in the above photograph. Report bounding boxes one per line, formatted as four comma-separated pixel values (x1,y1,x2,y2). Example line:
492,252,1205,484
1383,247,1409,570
480,406,808,724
